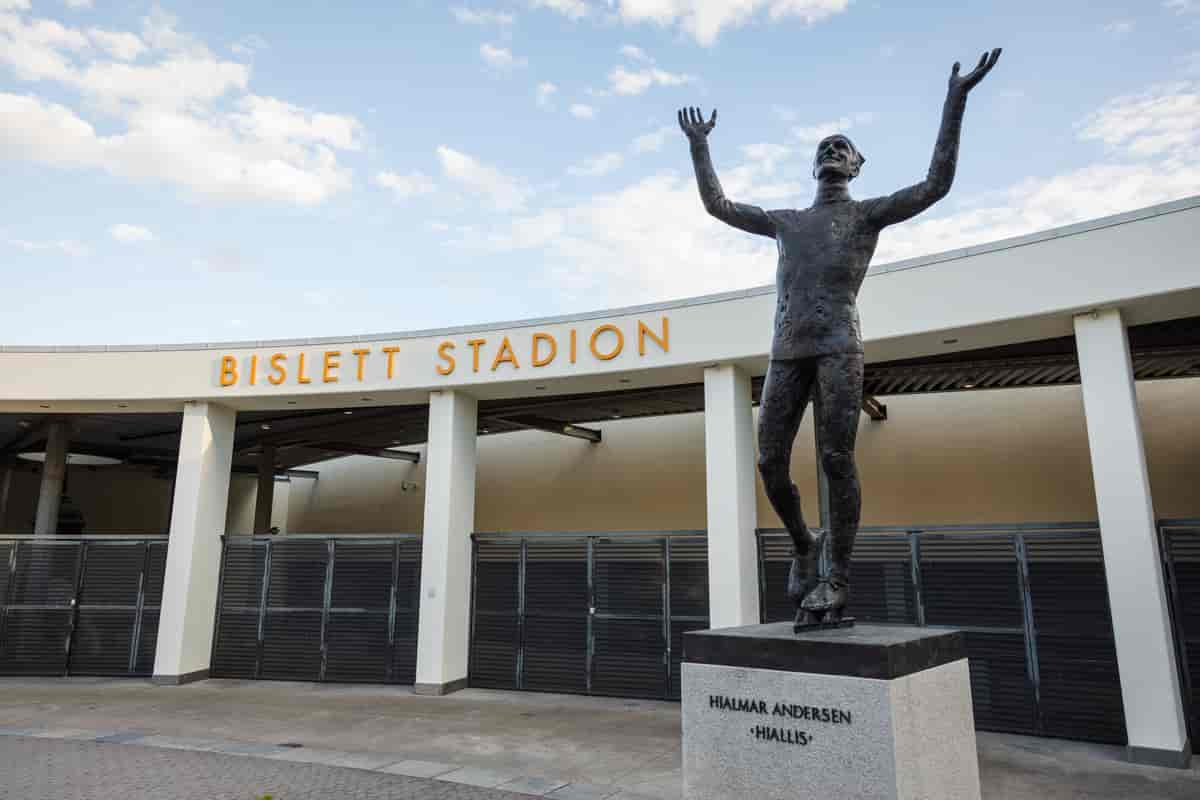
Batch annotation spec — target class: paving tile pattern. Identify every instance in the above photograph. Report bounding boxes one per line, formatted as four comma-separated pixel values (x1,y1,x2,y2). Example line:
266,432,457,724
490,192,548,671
0,737,537,800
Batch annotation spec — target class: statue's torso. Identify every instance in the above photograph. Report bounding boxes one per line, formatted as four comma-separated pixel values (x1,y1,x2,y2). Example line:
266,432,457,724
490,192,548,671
767,201,879,360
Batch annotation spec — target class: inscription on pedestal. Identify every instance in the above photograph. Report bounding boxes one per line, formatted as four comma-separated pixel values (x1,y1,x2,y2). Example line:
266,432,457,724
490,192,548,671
707,694,853,747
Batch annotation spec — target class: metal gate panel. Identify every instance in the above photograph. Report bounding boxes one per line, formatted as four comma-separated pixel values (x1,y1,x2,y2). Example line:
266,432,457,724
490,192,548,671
522,539,588,694
668,536,709,700
847,534,917,624
68,542,143,675
389,540,422,685
591,538,666,699
1025,533,1125,743
260,540,327,681
757,531,798,624
919,535,1024,628
135,541,168,675
469,540,520,689
210,539,267,679
1162,522,1200,743
0,540,82,675
324,541,394,683
963,630,1039,734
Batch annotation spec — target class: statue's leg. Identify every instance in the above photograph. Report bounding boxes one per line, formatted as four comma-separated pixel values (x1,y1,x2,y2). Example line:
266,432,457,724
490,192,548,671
756,358,818,613
807,352,864,621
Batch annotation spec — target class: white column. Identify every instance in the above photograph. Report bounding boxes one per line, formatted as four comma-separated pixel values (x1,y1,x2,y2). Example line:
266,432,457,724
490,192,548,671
414,390,478,694
1074,308,1191,767
153,401,236,684
703,364,761,629
33,421,69,535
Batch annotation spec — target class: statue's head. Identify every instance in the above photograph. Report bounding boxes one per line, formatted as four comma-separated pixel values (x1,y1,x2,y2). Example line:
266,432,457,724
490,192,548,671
812,134,865,181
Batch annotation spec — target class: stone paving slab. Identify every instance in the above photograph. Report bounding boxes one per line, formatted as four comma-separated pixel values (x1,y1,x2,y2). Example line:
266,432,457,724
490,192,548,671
383,759,462,778
440,766,527,788
499,777,571,795
545,783,621,799
0,737,540,800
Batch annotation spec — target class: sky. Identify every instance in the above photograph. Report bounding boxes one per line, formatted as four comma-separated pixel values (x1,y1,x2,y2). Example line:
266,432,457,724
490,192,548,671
2,0,1198,346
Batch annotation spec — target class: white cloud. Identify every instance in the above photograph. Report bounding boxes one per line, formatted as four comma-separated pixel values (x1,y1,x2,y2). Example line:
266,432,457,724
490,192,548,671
480,42,526,70
608,64,693,96
436,145,533,211
613,0,850,46
110,223,155,243
631,125,675,153
793,112,875,146
1102,20,1134,36
1077,81,1199,157
529,0,591,20
569,103,595,119
1165,0,1196,12
64,0,93,9
875,81,1200,262
0,1,31,10
568,151,624,177
619,44,653,62
452,7,516,25
0,9,363,206
88,29,147,61
7,237,88,257
375,170,437,199
454,78,1200,312
536,81,557,107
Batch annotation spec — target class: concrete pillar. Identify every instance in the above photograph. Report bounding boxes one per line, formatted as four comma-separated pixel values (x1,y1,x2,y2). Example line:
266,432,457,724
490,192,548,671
703,365,761,628
1074,308,1191,767
153,401,236,685
414,390,478,695
253,445,275,534
33,421,69,535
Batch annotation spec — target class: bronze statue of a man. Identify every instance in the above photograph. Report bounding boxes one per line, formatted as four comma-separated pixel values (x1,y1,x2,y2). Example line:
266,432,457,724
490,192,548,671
680,49,1001,628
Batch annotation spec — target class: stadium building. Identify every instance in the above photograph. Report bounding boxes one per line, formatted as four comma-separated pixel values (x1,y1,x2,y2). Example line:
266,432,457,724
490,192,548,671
0,197,1196,767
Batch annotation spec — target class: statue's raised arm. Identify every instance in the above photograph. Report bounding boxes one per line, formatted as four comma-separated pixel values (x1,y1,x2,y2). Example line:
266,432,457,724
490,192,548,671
865,48,1002,229
679,107,776,239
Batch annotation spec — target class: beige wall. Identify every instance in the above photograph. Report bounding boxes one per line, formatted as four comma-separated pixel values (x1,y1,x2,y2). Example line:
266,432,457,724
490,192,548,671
2,378,1195,536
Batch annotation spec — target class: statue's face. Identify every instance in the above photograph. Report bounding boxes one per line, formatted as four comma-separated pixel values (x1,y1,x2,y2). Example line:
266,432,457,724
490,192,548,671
812,135,864,181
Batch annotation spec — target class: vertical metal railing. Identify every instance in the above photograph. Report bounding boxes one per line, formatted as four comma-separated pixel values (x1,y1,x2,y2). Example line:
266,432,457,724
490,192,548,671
0,535,168,677
757,522,1125,743
469,530,709,701
1159,518,1200,743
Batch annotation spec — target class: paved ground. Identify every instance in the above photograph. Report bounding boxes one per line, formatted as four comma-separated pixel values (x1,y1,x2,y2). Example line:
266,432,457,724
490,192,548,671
0,737,537,800
0,677,1197,799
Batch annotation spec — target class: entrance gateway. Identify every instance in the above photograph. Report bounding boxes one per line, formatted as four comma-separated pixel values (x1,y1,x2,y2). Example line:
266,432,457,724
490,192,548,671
0,198,1198,767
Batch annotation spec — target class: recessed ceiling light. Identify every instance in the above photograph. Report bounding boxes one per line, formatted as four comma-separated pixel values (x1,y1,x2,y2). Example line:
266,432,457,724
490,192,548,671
535,385,546,390
618,378,631,384
39,404,50,409
361,397,373,402
943,338,959,345
480,427,490,434
343,410,353,415
391,439,403,445
260,423,272,431
17,420,32,428
287,400,298,405
117,403,129,409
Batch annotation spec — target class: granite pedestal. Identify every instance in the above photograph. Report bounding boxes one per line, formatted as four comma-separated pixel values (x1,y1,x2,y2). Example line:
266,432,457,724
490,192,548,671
682,623,980,800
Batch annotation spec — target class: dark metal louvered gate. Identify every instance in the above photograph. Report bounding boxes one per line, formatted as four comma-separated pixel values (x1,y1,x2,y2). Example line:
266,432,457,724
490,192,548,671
1160,519,1200,743
469,532,709,700
210,535,421,683
0,535,168,676
758,524,1127,744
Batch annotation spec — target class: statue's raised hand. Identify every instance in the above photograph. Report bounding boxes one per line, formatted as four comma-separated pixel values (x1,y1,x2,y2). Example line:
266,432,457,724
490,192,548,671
948,48,1001,95
678,107,717,143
